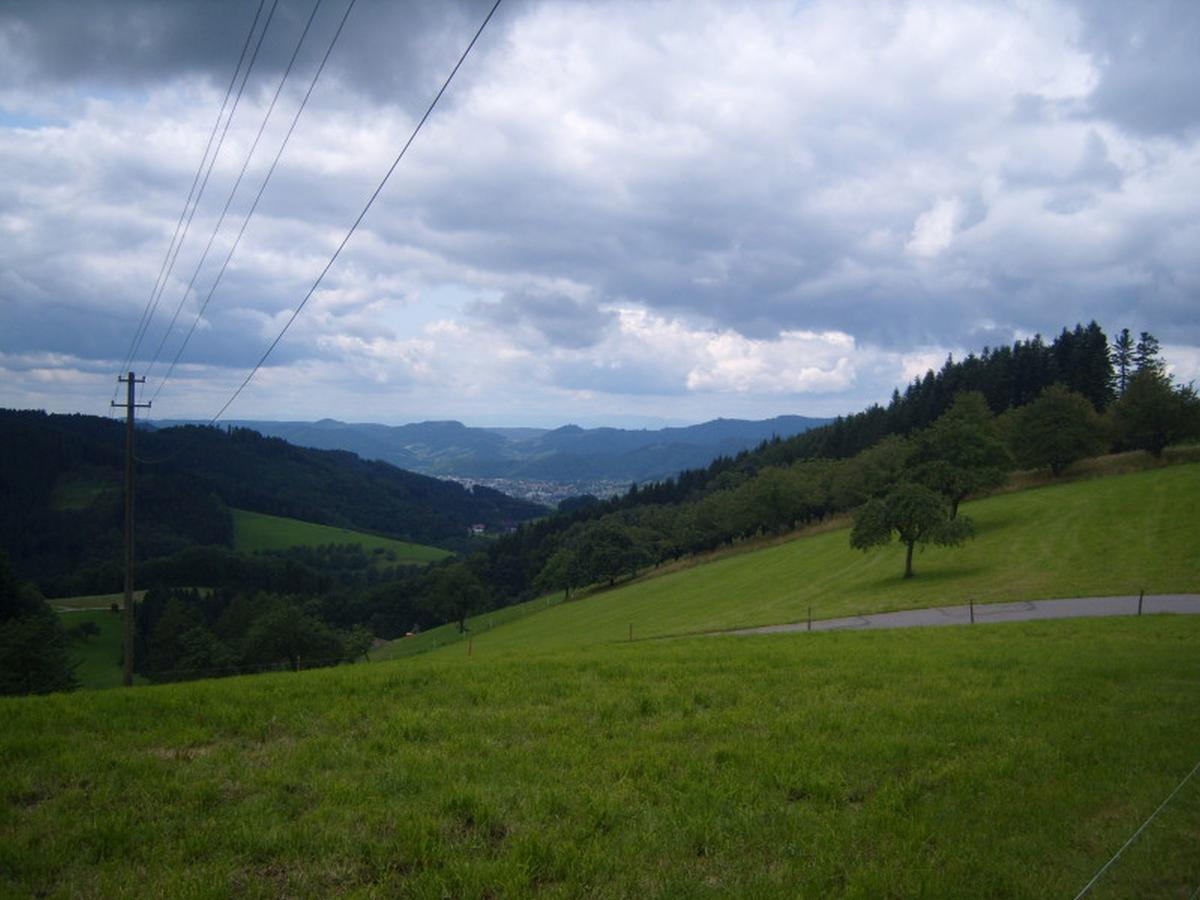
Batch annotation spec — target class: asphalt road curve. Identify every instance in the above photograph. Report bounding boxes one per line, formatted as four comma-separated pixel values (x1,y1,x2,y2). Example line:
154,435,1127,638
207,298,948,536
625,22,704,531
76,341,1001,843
724,594,1200,636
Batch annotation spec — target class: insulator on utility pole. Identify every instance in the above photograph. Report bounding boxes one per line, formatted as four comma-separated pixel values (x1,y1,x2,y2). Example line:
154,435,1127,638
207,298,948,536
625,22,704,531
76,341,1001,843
112,372,150,687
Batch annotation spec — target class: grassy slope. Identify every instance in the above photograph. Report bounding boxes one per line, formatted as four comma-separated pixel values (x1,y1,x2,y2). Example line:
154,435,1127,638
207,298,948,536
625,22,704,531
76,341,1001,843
448,463,1200,658
58,609,147,689
231,508,450,564
3,617,1199,897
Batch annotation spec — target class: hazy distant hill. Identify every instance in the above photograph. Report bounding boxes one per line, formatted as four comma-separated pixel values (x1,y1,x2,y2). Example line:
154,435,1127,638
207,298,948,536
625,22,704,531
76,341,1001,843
155,415,833,485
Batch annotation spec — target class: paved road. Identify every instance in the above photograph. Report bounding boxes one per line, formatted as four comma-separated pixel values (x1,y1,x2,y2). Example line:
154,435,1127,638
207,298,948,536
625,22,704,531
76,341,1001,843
723,594,1200,636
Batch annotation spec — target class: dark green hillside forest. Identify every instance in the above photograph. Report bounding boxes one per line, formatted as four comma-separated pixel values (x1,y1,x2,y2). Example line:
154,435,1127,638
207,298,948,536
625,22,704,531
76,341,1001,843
0,412,545,593
0,550,76,695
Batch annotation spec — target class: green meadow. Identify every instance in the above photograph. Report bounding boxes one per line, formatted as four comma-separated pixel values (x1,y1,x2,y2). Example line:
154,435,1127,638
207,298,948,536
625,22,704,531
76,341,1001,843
3,617,1199,897
231,508,450,564
5,464,1198,896
421,463,1200,659
55,609,148,689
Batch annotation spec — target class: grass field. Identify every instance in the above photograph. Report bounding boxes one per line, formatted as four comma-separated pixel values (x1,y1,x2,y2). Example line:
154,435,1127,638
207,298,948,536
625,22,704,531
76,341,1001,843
412,463,1200,659
50,590,145,611
231,508,451,565
57,609,148,689
3,616,1199,897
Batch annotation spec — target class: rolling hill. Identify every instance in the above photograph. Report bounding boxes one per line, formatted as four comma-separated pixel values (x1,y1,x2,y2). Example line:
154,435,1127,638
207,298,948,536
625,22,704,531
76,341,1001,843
376,460,1200,659
0,409,546,593
4,461,1199,896
230,509,450,564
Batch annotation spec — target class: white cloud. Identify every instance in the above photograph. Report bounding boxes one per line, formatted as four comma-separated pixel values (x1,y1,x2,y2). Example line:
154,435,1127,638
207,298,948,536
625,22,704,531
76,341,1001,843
1,0,1199,426
907,197,965,258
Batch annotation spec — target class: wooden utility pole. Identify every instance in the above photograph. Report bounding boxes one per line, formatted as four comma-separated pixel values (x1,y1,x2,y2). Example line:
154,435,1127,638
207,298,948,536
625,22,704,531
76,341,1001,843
112,372,150,687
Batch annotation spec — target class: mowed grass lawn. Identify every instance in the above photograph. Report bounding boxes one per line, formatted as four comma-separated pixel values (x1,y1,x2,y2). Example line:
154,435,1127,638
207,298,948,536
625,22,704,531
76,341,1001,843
3,617,1199,897
455,463,1200,657
231,509,450,565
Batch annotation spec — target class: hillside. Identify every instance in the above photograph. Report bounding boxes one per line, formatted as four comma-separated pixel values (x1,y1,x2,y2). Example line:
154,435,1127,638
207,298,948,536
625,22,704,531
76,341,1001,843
230,510,450,564
379,462,1200,659
0,410,546,592
5,460,1200,895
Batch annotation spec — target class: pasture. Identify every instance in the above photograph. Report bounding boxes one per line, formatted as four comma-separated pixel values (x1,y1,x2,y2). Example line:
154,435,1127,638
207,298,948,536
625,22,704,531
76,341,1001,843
412,463,1200,659
231,508,450,564
3,617,1199,897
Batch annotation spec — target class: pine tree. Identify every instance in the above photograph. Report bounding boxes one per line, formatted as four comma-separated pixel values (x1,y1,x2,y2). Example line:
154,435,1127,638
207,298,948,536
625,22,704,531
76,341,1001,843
1134,331,1166,378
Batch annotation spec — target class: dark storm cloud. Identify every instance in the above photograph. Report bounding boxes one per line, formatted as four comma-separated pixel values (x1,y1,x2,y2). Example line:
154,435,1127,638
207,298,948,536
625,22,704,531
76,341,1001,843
469,290,617,349
1074,0,1200,137
3,0,1200,422
0,0,508,111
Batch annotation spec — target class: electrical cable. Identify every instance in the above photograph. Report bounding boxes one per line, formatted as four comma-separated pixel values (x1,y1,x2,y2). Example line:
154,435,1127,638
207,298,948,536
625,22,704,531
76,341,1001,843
151,0,356,406
112,0,280,414
143,0,327,387
1072,756,1200,899
207,0,505,426
135,0,283,378
110,0,269,413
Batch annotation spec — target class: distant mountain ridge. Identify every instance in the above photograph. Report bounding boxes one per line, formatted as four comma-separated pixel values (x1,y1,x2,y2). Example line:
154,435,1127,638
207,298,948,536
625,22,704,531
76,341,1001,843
154,415,833,484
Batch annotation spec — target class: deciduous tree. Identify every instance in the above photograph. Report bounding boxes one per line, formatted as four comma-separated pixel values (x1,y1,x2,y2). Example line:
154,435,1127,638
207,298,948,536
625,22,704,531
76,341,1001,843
1008,385,1107,475
424,563,489,634
849,483,975,578
911,392,1011,518
1109,370,1200,457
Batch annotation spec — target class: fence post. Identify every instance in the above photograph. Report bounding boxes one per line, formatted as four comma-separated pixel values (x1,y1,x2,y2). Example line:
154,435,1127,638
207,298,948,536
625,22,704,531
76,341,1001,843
1138,589,1144,616
969,599,975,625
468,637,473,657
807,606,812,632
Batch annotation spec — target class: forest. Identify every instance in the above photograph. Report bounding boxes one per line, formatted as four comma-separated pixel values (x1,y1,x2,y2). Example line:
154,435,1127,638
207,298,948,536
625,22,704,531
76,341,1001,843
0,412,546,596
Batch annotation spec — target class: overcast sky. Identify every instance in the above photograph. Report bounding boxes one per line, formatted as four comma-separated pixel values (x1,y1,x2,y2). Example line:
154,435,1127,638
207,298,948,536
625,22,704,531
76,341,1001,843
2,0,1198,428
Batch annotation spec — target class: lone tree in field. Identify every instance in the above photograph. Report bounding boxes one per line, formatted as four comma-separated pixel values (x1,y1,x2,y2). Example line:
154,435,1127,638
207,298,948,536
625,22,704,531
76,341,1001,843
850,482,975,579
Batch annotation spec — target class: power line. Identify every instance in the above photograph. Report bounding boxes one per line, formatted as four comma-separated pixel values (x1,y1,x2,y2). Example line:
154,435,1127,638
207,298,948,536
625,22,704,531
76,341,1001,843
135,0,283,376
110,0,269,414
113,0,280,407
144,0,328,388
151,0,357,407
208,0,506,426
1073,756,1200,899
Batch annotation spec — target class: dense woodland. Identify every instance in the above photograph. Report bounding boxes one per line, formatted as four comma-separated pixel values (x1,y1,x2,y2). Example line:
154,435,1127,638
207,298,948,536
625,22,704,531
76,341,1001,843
3,322,1198,692
0,412,546,595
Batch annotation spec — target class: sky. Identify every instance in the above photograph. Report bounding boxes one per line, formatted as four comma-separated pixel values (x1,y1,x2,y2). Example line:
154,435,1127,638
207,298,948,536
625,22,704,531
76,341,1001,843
1,0,1198,429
